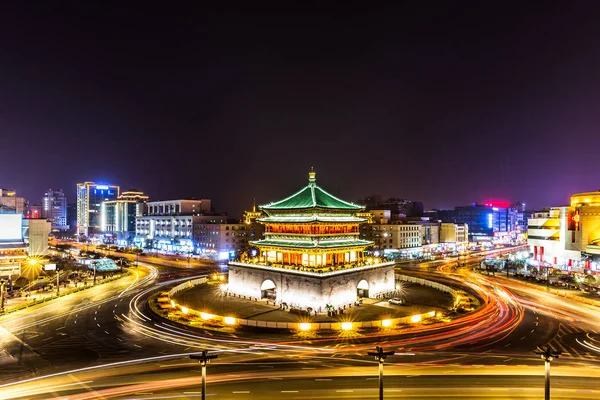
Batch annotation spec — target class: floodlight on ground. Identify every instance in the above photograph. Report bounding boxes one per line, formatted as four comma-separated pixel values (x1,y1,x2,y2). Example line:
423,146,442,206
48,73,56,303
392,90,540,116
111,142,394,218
341,322,353,331
299,323,311,331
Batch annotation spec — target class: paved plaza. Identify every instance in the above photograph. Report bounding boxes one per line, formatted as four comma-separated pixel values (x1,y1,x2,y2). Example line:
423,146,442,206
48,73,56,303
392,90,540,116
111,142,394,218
172,281,453,323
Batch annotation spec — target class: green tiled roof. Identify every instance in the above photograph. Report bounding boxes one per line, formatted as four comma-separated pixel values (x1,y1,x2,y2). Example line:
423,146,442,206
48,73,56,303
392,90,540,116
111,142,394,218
261,172,363,211
251,239,371,249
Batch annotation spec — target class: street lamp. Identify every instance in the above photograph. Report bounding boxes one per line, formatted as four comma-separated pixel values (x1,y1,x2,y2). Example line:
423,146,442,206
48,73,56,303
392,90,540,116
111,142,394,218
190,350,218,400
92,261,97,285
367,346,395,400
0,278,6,311
56,266,61,296
534,346,561,400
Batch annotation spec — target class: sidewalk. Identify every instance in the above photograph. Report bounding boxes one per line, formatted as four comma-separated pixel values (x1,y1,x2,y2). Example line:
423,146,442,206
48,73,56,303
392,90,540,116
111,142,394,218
1,272,128,315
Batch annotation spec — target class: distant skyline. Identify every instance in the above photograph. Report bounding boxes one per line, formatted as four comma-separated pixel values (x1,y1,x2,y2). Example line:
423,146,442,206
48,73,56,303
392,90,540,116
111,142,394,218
2,3,600,216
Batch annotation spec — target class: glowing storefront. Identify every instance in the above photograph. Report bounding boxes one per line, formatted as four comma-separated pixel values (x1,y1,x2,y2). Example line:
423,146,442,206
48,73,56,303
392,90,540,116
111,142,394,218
527,191,600,272
228,171,395,311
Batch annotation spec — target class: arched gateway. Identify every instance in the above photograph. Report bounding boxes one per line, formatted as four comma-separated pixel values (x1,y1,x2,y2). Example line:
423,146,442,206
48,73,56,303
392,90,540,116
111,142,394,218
357,279,369,298
260,279,277,300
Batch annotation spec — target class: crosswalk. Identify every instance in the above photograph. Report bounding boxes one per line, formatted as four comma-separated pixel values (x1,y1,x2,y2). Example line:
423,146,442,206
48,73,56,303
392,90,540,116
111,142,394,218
545,323,599,360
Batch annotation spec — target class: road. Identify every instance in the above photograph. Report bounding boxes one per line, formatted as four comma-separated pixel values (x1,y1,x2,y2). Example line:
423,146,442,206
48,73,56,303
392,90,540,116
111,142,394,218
0,248,599,398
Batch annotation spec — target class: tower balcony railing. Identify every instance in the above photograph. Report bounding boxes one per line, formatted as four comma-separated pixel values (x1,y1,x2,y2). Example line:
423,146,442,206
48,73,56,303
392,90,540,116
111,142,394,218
229,259,394,277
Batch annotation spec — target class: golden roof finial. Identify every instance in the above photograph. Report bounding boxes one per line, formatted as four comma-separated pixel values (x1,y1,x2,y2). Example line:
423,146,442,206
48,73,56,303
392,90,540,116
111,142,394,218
308,167,316,183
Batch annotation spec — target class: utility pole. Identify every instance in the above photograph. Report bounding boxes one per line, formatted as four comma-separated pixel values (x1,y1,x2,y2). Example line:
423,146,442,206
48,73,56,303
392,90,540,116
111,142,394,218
190,350,218,400
367,346,395,400
534,346,561,400
93,261,97,285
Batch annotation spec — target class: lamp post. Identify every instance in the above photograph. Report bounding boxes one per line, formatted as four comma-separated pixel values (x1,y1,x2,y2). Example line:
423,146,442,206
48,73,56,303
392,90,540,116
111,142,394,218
367,346,395,400
92,261,97,286
0,278,6,312
56,267,60,296
534,346,561,400
190,350,218,400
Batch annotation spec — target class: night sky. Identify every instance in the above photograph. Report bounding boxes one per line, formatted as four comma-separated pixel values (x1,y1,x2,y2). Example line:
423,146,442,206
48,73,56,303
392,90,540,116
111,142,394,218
2,2,600,217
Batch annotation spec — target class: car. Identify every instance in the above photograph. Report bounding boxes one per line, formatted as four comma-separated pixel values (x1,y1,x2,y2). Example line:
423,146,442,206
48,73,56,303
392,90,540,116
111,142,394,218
388,298,406,305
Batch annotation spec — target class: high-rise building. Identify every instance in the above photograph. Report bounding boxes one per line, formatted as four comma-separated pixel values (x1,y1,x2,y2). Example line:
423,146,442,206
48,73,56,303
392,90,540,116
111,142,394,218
42,189,68,231
101,189,149,245
76,182,120,237
0,188,26,215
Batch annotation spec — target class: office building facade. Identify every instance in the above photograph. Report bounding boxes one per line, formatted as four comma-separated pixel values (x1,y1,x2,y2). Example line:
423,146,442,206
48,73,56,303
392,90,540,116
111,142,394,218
101,189,149,245
76,182,120,237
42,189,68,231
134,198,218,254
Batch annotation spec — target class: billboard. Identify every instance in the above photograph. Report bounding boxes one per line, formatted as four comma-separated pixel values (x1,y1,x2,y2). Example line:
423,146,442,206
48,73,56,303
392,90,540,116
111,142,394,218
0,214,23,241
44,263,57,271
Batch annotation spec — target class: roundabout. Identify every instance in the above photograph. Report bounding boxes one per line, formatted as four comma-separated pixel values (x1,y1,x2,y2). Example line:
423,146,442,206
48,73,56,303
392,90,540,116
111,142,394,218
153,274,455,334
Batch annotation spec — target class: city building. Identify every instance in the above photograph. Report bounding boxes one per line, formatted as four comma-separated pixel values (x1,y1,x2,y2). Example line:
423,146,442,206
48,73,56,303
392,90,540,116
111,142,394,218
440,222,469,245
23,218,52,256
416,221,440,245
25,204,43,220
76,182,120,238
363,223,423,254
527,191,600,272
243,203,265,244
361,197,424,220
0,214,26,279
134,198,218,253
435,202,522,242
42,189,68,231
228,171,395,311
369,209,391,224
101,189,149,245
194,221,249,260
0,188,26,215
146,199,211,216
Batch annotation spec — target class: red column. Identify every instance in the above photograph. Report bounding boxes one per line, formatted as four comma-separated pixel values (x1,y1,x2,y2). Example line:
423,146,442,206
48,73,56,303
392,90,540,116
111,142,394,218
540,247,544,262
533,246,538,261
568,259,572,267
553,256,557,265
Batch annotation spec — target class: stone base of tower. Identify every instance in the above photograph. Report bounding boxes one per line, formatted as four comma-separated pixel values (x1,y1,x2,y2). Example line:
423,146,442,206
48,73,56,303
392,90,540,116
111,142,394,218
227,261,396,312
